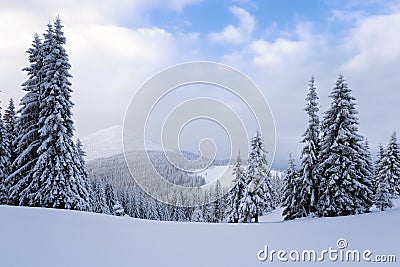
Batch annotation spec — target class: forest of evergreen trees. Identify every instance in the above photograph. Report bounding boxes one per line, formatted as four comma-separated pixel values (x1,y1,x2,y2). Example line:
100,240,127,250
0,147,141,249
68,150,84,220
0,17,398,224
281,76,400,220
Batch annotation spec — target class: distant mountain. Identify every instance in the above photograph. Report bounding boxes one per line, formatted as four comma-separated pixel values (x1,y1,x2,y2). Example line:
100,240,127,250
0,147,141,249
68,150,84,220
81,125,162,161
81,125,230,164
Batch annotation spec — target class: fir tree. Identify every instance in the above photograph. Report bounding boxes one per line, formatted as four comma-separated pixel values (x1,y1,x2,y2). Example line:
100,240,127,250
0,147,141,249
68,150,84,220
191,206,204,222
0,114,10,204
226,152,246,223
90,178,110,214
212,180,224,222
3,98,18,166
381,132,400,197
317,75,373,217
31,18,90,210
282,154,302,220
104,182,117,214
114,200,125,216
239,131,275,223
298,76,320,215
374,177,393,211
355,138,375,213
373,144,386,194
74,139,93,210
7,34,42,206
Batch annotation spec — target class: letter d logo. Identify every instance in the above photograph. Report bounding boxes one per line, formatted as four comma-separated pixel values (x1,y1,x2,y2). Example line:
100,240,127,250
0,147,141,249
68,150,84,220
257,246,268,261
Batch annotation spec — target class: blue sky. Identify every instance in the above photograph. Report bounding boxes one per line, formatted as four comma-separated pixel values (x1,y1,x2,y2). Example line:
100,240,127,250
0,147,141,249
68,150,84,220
1,0,400,168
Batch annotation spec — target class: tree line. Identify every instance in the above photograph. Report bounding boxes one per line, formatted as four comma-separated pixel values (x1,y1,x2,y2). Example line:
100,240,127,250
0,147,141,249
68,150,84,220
281,76,399,220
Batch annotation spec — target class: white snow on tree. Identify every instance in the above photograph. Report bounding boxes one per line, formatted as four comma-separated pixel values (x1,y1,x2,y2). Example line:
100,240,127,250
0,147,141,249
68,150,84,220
113,200,125,217
373,144,385,194
90,178,110,214
282,154,302,220
3,98,18,167
30,18,90,210
239,131,276,223
225,152,246,223
7,34,43,206
0,114,11,204
74,139,93,210
298,76,320,215
191,206,204,222
316,74,373,217
374,176,394,211
380,132,400,198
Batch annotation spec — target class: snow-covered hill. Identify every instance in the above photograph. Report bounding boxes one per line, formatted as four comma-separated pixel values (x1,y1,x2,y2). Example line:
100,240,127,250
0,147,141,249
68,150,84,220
81,125,162,161
1,202,398,267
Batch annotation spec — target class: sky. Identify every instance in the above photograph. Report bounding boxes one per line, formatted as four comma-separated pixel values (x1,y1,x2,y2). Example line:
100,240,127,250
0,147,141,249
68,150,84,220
1,0,400,169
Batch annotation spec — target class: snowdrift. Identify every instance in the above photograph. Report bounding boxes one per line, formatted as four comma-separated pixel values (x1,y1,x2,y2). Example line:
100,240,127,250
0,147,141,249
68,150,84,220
0,202,399,267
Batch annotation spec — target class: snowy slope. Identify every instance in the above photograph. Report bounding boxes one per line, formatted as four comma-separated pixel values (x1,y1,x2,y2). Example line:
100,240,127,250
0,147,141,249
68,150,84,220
81,125,162,161
1,202,399,267
196,165,284,185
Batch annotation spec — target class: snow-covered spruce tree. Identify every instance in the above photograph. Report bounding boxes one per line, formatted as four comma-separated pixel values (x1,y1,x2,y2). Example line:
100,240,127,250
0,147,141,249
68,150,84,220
31,18,90,210
316,75,373,217
239,131,275,223
202,191,215,222
7,34,42,206
90,178,110,214
3,98,18,165
282,154,302,220
226,152,246,223
113,200,125,216
374,175,393,211
298,76,320,215
0,114,11,204
74,138,93,210
191,206,205,222
212,180,224,222
381,132,400,197
104,182,117,214
373,144,386,193
356,138,375,203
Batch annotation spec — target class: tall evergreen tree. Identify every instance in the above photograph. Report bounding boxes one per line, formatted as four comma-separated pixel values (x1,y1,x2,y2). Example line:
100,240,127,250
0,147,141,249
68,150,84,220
282,154,302,220
104,182,117,215
374,176,393,211
226,152,246,223
298,76,320,215
7,34,43,206
373,144,386,193
3,98,18,165
90,178,110,214
0,114,11,204
191,206,205,222
239,131,275,223
74,138,93,210
31,18,90,210
381,132,400,197
212,180,224,222
317,75,373,217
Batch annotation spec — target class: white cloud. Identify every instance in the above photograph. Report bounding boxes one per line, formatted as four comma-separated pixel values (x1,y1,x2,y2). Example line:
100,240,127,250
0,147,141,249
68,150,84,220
209,6,255,44
0,1,202,138
342,12,400,72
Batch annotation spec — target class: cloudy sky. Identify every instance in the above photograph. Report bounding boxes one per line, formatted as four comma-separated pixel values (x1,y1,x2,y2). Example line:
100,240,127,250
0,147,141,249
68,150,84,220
1,0,400,168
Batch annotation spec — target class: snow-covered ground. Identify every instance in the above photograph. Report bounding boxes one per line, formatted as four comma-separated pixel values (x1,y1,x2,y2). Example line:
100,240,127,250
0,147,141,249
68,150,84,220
1,201,398,267
196,166,284,185
196,165,233,184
